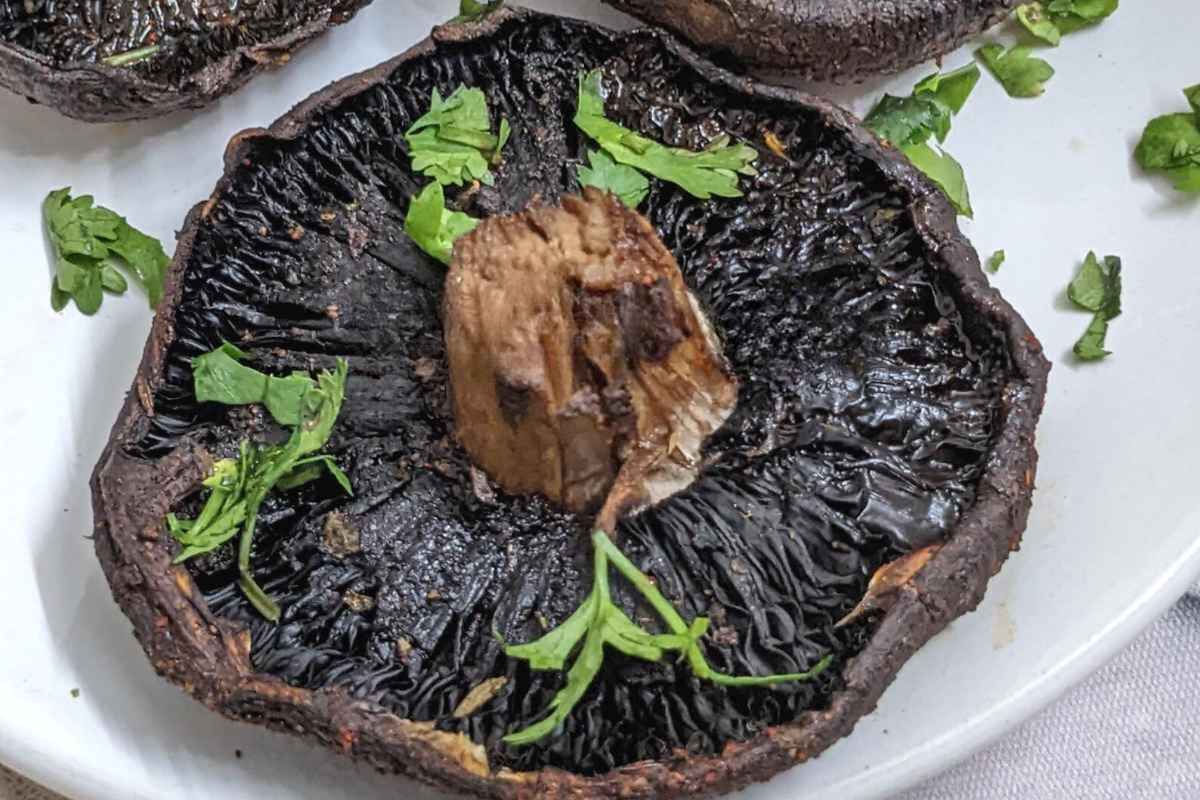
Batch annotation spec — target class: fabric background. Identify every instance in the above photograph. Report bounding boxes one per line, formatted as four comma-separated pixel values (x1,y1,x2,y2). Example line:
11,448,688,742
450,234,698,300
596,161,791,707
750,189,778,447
5,593,1199,800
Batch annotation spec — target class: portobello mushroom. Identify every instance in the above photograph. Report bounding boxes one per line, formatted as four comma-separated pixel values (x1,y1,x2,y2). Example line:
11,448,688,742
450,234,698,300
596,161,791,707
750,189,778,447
0,0,372,122
605,0,1019,82
90,7,1049,799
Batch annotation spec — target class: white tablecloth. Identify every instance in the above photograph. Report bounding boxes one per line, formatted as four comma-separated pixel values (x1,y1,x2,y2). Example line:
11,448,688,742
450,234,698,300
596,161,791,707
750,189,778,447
5,592,1198,800
902,590,1200,800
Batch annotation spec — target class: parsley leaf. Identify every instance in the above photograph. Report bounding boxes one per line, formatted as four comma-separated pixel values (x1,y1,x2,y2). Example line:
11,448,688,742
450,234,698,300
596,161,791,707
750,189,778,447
577,150,651,208
1134,85,1200,193
192,342,319,427
913,64,983,118
864,65,980,217
42,188,169,314
1015,3,1063,45
405,86,511,187
903,141,973,217
1066,252,1122,361
976,45,1056,98
1015,0,1118,44
404,182,479,264
169,356,351,621
451,0,503,22
573,69,758,200
502,529,834,746
865,64,980,148
986,250,1006,273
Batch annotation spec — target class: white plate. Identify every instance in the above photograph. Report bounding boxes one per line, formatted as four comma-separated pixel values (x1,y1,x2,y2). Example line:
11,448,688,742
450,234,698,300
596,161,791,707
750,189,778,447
2,2,1197,799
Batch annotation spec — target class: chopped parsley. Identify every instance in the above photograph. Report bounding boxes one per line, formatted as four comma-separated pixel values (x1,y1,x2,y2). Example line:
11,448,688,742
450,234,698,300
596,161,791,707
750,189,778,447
1134,85,1200,193
169,355,351,621
986,250,1006,273
43,188,169,315
574,69,758,200
502,529,833,746
451,0,503,22
864,64,981,217
577,150,650,208
1015,0,1119,46
976,45,1055,98
405,86,511,187
1066,252,1122,361
193,342,330,427
404,182,479,264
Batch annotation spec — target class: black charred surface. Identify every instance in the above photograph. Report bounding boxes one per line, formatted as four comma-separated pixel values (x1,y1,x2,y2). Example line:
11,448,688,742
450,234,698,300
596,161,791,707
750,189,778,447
1,1,357,80
0,1,369,121
132,16,1010,776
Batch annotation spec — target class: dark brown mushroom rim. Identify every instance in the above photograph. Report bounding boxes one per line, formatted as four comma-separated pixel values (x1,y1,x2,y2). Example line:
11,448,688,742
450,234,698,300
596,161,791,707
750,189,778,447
605,0,1018,83
0,0,372,122
90,8,1049,799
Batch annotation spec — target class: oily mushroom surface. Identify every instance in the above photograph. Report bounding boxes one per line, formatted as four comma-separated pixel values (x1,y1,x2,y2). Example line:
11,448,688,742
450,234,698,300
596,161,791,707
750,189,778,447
90,8,1049,799
0,0,372,122
605,0,1019,82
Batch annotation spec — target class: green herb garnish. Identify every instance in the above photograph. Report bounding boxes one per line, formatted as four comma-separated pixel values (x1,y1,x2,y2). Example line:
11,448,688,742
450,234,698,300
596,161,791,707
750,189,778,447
168,356,351,621
502,529,834,746
1015,0,1119,46
1134,85,1200,193
452,0,503,22
976,45,1055,98
903,142,973,217
192,342,321,426
577,150,651,208
986,250,1006,273
864,64,980,217
865,64,980,150
43,188,169,315
404,182,479,264
573,69,758,200
102,44,161,68
405,86,511,187
1066,252,1122,361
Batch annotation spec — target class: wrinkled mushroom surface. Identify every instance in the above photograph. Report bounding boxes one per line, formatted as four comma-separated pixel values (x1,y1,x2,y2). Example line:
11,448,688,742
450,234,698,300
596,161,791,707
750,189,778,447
0,0,372,121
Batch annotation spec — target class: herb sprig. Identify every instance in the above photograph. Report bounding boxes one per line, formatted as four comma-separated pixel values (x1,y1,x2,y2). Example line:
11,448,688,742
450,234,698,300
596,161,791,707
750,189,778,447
1134,85,1200,194
169,353,351,620
502,529,834,746
574,69,758,201
43,188,169,315
102,44,161,68
864,64,980,216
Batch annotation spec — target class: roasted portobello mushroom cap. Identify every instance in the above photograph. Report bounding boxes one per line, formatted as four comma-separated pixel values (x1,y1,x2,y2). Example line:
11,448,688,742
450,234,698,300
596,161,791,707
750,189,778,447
0,0,372,122
91,8,1048,798
605,0,1019,82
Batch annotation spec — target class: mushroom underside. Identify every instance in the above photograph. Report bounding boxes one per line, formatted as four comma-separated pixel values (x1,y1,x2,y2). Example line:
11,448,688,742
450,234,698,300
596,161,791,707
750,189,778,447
92,10,1048,794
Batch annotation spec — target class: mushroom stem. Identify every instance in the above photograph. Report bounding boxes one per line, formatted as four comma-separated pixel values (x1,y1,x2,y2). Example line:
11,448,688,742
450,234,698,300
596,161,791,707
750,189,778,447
444,188,737,517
